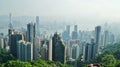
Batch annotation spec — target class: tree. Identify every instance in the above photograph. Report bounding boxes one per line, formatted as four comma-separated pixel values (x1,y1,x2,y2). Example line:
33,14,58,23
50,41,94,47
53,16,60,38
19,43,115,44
115,60,120,67
102,54,116,67
0,48,15,63
3,60,32,67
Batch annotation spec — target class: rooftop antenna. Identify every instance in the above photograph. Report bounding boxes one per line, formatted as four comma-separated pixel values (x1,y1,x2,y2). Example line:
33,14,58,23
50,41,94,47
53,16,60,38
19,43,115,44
8,13,13,29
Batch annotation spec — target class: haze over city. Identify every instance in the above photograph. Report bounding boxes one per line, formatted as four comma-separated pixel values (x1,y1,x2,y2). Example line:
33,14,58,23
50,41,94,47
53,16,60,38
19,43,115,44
1,0,120,67
1,0,120,27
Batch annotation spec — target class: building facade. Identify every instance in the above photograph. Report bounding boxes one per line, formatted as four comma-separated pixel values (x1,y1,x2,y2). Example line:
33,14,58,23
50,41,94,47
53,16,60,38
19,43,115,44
52,32,66,64
10,34,23,58
27,23,35,43
17,40,33,61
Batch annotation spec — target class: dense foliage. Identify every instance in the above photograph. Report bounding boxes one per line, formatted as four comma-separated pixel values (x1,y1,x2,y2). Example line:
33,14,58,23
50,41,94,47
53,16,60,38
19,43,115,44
74,43,120,67
0,59,72,67
88,43,120,67
31,59,71,67
2,43,120,67
102,54,116,67
0,48,72,67
0,48,15,63
1,60,32,67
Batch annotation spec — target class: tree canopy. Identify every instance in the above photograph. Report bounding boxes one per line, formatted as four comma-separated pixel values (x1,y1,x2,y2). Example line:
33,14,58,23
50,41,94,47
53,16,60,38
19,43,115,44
102,54,116,67
0,47,72,67
89,43,120,67
0,59,72,67
0,48,15,64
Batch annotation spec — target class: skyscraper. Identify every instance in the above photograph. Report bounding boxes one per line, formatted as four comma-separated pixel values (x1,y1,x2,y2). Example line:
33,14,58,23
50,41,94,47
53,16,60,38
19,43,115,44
100,34,104,47
109,34,115,44
48,39,52,61
33,36,40,60
95,26,101,44
3,36,9,49
27,22,35,43
74,25,78,32
62,25,70,41
55,40,66,63
0,33,4,48
104,30,109,46
8,18,15,46
10,34,23,58
40,39,52,60
95,26,101,52
69,39,80,59
0,38,4,48
17,40,33,61
52,32,66,64
66,25,70,37
72,25,78,39
40,42,48,60
72,44,79,59
83,39,97,61
36,16,40,36
52,32,60,61
8,13,13,29
26,42,33,61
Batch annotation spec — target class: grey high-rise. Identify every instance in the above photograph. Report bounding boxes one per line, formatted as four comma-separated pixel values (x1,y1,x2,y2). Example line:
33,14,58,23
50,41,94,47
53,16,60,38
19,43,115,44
36,16,40,36
74,25,78,32
62,25,70,41
27,23,35,43
0,38,4,48
83,39,97,61
33,36,41,60
95,26,101,44
72,25,78,39
104,30,109,46
40,39,52,60
95,26,101,52
66,25,70,37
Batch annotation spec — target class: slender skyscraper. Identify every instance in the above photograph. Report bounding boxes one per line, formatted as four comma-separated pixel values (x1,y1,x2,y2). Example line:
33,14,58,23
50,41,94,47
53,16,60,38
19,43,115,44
8,13,13,29
0,38,4,48
36,16,40,36
104,30,109,46
0,33,4,48
95,26,101,52
95,26,101,44
27,23,36,60
33,36,40,60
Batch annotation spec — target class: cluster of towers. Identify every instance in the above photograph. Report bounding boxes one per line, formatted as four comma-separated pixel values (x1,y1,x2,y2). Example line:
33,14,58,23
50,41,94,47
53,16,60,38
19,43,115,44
61,24,115,62
0,13,117,65
0,13,66,64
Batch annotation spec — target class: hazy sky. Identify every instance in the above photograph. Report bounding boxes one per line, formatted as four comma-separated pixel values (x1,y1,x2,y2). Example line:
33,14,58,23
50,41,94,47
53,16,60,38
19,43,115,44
0,0,120,16
0,0,120,28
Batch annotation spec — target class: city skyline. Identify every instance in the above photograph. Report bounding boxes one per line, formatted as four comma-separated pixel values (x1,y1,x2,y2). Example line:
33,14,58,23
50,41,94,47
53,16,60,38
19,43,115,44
0,0,120,67
1,0,120,26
